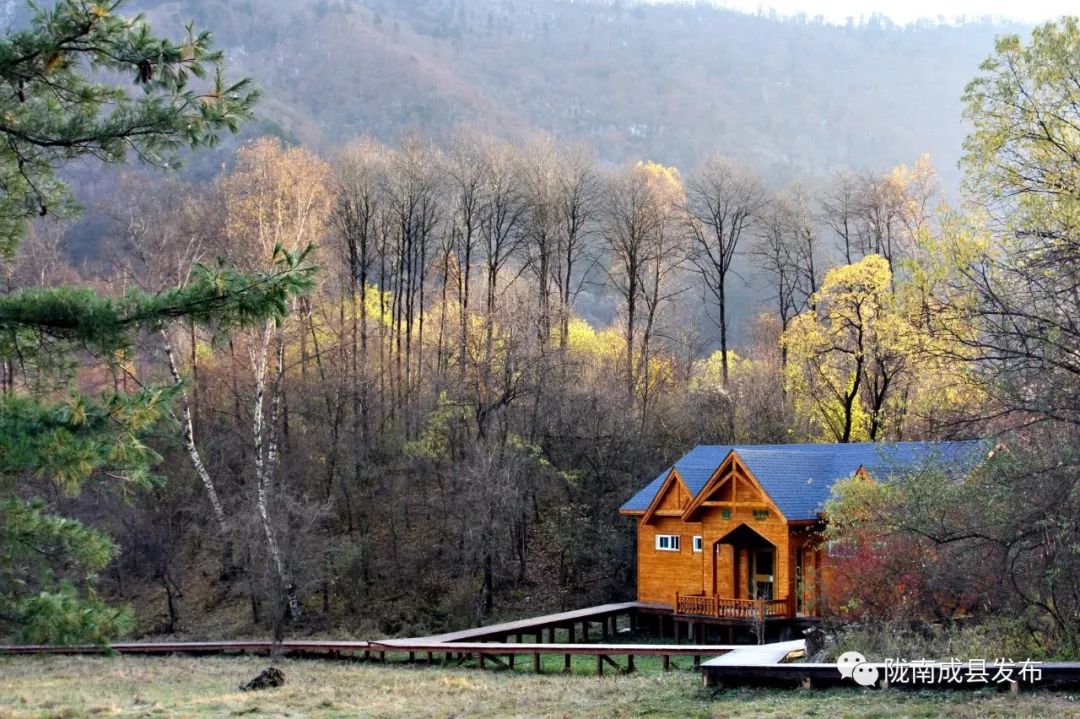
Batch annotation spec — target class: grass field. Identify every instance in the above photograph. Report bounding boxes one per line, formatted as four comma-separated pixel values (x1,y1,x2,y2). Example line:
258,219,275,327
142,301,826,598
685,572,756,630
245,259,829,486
1,654,1078,718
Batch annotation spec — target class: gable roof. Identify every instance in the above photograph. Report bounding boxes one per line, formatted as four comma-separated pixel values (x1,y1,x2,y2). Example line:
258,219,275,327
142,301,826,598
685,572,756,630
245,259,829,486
620,441,986,521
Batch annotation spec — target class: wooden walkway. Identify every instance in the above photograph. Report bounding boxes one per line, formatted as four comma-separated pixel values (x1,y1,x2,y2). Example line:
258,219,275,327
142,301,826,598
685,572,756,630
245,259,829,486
390,601,663,643
0,602,730,675
0,639,370,658
700,639,805,666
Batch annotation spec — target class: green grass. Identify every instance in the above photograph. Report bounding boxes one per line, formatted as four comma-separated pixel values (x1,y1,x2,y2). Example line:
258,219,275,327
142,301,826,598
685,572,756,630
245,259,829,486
1,655,1078,718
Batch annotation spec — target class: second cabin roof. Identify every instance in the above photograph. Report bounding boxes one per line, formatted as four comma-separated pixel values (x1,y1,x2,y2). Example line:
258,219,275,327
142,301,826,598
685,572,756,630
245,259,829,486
620,441,986,521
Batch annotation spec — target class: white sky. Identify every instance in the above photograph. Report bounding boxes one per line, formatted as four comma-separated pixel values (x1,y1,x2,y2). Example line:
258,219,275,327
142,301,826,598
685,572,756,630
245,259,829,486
668,1,1075,25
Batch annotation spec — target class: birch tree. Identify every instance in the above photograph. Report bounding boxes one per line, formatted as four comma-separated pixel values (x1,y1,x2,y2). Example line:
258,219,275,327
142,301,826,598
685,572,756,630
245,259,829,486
222,137,335,621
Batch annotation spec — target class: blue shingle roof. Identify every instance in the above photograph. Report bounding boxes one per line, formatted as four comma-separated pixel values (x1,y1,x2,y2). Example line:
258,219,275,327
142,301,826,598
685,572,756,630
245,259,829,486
620,441,986,521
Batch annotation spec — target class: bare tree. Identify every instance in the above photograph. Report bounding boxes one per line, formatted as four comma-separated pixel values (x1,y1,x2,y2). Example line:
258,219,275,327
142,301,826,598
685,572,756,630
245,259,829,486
685,155,765,384
603,162,686,426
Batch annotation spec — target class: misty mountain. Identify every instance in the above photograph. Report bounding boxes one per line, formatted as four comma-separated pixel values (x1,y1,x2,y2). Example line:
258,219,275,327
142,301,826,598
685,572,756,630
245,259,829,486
128,0,1025,188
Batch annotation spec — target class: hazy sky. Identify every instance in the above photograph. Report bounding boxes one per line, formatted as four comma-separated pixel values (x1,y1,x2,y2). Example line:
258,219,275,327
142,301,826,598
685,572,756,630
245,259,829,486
694,1,1074,25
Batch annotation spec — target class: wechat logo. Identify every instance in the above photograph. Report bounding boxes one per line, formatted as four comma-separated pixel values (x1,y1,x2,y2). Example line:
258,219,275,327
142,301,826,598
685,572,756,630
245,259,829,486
837,651,879,687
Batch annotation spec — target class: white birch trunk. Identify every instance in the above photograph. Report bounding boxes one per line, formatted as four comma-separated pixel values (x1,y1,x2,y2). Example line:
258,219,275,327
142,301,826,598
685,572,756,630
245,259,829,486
161,330,228,535
251,325,302,621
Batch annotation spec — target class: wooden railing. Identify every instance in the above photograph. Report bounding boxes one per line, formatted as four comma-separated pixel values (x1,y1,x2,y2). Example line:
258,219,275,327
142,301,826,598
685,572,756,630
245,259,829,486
675,593,792,620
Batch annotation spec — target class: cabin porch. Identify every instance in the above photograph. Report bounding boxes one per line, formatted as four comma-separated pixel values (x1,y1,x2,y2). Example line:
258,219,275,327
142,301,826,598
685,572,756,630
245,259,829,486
673,522,797,621
674,593,794,620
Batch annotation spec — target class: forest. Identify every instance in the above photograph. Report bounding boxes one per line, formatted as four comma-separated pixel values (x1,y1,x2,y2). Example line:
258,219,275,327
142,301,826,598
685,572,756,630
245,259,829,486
1,0,1079,666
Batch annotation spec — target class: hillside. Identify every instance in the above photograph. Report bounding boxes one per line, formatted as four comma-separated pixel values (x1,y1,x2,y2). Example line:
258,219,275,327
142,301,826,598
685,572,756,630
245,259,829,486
124,0,1024,187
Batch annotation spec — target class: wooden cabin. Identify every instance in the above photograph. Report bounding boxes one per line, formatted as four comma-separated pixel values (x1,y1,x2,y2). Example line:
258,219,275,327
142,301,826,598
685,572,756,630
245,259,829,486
619,442,981,622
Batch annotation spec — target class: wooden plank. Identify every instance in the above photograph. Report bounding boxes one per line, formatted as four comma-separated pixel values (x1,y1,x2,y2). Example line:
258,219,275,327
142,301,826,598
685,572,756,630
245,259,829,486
371,641,742,657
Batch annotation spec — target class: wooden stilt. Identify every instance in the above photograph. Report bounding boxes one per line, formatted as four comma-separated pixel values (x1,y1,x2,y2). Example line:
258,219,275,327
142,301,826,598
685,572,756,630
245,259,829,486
582,621,589,642
533,653,541,673
547,627,555,643
564,653,571,673
595,654,604,676
627,655,635,674
508,653,515,669
663,655,671,672
568,623,576,643
479,654,486,670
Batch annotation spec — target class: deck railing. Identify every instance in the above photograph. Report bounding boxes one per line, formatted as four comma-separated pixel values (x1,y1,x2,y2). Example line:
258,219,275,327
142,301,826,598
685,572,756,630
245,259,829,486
675,593,792,620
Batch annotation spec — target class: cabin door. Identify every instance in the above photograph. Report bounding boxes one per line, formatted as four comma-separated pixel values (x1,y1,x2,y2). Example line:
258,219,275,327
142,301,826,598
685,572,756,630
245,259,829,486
748,548,774,600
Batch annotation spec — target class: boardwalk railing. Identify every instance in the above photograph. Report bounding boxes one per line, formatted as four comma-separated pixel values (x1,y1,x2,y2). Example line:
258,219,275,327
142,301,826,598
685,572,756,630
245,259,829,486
675,593,791,620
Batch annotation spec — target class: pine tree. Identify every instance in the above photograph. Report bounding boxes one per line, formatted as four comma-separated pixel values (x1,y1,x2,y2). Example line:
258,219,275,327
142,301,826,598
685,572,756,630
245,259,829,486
0,0,310,644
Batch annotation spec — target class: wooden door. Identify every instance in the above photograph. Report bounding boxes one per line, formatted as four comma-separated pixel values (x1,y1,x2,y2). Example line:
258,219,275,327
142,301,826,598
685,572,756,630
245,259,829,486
749,548,774,600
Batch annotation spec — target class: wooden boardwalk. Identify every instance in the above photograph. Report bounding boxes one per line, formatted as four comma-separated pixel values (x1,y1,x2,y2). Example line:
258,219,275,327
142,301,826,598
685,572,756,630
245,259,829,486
390,601,664,643
700,639,805,666
0,639,370,658
0,602,728,675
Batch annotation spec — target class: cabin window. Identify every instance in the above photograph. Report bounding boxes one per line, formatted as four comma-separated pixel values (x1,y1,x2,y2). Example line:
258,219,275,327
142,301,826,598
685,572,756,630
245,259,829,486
720,508,732,520
753,509,770,521
655,534,680,552
693,536,703,553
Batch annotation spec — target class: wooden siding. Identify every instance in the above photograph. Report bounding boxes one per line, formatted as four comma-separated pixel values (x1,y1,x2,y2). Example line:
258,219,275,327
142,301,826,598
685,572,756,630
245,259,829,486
637,505,794,606
637,516,705,604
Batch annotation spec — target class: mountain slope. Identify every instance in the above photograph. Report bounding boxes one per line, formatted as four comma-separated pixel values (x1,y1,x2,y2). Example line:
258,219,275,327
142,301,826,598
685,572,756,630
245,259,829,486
133,0,1026,187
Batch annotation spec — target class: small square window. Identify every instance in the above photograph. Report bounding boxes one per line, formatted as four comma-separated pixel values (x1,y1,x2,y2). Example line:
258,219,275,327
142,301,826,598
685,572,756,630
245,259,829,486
693,536,703,553
721,508,732,520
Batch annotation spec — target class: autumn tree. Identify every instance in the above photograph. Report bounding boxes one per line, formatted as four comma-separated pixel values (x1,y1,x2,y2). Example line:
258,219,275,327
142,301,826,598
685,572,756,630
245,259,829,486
219,137,335,622
783,255,917,442
958,17,1080,427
